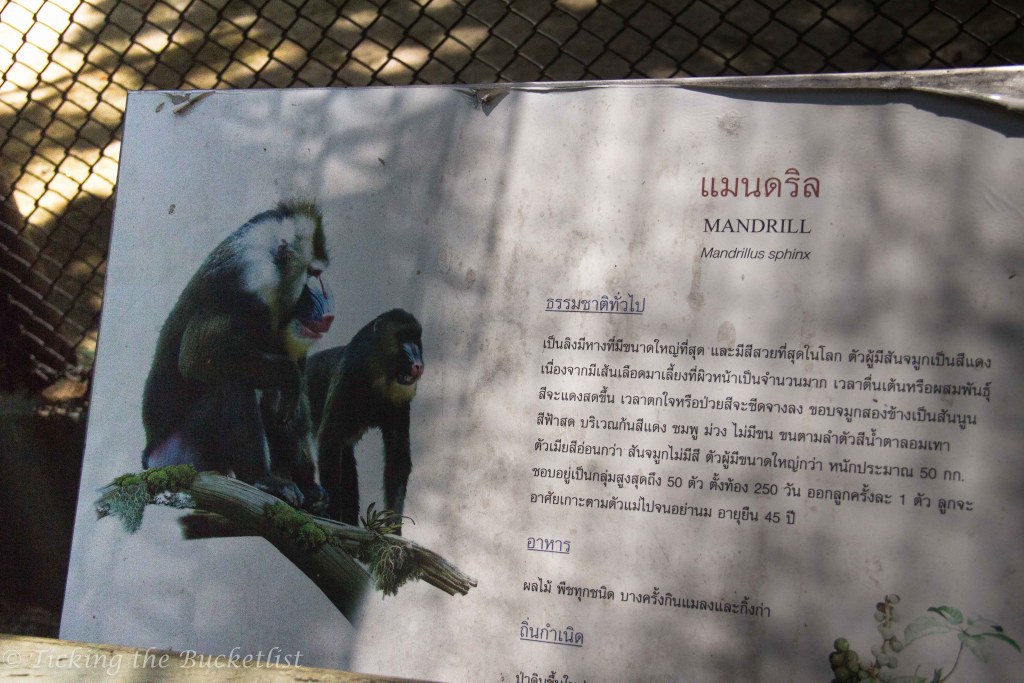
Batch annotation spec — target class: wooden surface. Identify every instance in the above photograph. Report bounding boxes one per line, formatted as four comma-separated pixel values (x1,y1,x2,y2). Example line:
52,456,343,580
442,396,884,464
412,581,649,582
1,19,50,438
0,635,433,682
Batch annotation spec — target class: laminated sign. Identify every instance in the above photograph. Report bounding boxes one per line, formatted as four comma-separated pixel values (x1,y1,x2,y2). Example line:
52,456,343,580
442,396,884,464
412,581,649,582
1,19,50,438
64,69,1024,682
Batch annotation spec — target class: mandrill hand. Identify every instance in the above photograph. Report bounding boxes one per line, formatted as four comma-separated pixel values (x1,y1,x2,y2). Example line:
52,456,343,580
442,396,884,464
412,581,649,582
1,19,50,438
255,474,306,508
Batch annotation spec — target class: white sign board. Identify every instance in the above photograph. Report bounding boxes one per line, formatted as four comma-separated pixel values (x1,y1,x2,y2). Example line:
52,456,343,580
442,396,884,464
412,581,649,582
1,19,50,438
63,72,1024,683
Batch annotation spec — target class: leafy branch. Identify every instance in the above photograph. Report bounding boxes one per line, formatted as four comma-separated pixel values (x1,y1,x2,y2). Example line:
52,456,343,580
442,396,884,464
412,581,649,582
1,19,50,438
828,595,1020,683
902,606,1021,683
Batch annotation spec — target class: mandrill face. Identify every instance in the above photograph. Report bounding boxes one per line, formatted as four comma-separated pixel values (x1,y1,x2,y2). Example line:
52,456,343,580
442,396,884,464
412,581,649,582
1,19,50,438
280,274,335,361
395,341,424,387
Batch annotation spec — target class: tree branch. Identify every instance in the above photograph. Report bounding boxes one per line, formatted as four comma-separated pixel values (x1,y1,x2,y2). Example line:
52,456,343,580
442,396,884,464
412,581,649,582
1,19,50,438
96,468,477,625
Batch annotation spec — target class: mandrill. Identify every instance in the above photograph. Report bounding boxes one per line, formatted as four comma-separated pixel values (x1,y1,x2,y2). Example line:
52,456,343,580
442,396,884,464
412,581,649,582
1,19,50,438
141,200,333,509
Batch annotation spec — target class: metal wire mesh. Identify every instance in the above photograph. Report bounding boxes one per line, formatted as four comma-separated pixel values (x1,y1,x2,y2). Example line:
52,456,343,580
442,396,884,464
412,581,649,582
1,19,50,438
1,0,1022,385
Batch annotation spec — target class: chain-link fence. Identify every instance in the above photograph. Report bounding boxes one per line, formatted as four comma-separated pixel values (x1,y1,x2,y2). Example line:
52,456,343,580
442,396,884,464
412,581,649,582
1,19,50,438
2,0,1022,387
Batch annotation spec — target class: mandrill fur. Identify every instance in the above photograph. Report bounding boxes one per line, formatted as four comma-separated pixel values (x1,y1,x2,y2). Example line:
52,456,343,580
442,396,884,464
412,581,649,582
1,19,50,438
141,200,333,509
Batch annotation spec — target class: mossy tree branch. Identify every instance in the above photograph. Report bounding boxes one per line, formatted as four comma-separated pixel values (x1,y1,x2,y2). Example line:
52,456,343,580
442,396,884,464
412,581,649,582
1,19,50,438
96,467,477,625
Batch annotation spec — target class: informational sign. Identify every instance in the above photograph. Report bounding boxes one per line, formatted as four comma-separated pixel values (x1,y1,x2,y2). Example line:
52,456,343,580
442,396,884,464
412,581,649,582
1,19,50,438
62,71,1024,682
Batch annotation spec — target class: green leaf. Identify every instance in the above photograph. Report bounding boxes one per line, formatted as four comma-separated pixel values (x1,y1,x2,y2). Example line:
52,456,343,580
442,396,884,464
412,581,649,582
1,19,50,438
966,614,999,630
905,615,954,646
928,606,963,626
959,632,992,663
928,670,942,683
982,632,1022,653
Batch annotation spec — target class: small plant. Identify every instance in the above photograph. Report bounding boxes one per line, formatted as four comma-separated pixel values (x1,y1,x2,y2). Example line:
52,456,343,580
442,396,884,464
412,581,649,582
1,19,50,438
359,501,414,536
828,595,1020,682
358,502,418,595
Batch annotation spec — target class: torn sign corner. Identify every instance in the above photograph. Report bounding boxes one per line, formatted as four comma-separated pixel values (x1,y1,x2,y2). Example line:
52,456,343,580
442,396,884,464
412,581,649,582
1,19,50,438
168,90,215,116
456,86,510,116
